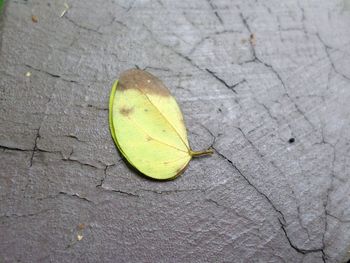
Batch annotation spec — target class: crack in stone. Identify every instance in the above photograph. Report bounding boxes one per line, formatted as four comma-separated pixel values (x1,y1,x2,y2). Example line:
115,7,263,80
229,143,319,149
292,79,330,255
64,15,102,35
0,144,32,152
64,134,87,143
139,188,204,195
29,128,40,167
25,64,78,83
58,191,93,203
96,15,128,31
0,143,66,158
206,124,326,259
297,1,308,37
98,187,140,197
316,33,350,82
213,145,286,225
98,185,204,197
259,60,317,131
206,0,224,25
278,218,326,261
326,213,350,223
239,13,317,132
143,24,248,101
96,164,117,188
252,97,279,124
205,68,239,94
0,209,51,220
75,103,108,111
320,137,338,263
62,158,102,170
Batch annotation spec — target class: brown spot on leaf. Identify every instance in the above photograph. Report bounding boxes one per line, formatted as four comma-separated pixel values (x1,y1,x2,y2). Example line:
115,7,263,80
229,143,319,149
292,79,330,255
146,136,152,141
118,69,171,97
119,106,134,116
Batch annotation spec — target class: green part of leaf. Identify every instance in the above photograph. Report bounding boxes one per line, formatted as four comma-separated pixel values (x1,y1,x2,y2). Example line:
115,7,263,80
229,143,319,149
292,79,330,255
108,80,118,144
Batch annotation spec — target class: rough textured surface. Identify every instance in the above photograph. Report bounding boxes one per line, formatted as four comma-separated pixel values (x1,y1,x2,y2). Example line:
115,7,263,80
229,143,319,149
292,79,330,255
1,0,350,262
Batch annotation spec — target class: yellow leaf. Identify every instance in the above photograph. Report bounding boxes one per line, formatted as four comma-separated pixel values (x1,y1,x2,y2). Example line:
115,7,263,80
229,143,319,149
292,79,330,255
109,69,213,180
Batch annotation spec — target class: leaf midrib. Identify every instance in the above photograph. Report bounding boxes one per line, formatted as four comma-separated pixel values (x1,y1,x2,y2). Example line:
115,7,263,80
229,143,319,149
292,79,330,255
131,86,190,152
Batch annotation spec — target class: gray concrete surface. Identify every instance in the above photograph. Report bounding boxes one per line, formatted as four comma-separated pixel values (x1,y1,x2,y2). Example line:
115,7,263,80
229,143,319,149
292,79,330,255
1,0,350,262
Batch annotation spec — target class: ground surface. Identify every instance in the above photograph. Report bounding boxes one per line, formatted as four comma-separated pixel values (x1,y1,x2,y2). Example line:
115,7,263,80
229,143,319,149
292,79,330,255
1,0,350,262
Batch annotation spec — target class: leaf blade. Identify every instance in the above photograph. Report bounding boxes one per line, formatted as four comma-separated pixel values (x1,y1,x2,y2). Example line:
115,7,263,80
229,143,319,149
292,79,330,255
109,69,211,180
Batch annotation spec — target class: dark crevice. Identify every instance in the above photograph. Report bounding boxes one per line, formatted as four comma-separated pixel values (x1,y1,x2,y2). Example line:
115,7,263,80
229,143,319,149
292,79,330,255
321,139,337,263
205,68,237,93
156,0,164,8
256,58,316,131
208,127,325,257
125,0,136,12
0,144,32,152
239,13,317,131
213,146,286,225
96,164,117,188
326,212,350,223
236,127,264,159
98,187,139,197
75,104,108,111
278,218,325,260
206,0,224,25
64,134,87,143
62,158,101,170
316,33,350,82
198,123,217,149
239,12,257,59
143,23,245,96
0,209,51,220
297,1,308,37
58,191,93,203
25,64,78,83
139,188,204,195
252,97,280,124
97,15,128,31
98,185,204,197
87,104,108,111
29,128,40,167
64,16,102,35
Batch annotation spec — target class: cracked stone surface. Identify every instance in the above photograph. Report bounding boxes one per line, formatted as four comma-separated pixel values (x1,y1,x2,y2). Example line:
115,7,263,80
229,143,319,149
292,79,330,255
1,0,350,262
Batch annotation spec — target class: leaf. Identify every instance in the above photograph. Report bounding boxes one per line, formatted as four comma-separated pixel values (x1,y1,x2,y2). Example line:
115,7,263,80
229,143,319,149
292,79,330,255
109,69,213,180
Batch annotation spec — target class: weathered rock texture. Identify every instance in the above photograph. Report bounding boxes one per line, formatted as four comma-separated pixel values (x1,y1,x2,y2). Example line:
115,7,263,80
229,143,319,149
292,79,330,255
1,0,350,262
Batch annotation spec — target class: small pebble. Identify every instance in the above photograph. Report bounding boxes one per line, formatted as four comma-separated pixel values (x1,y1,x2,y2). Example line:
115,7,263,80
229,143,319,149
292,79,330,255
31,15,38,23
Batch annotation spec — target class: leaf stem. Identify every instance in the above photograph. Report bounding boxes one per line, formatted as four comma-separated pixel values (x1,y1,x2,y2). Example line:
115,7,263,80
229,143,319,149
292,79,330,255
190,149,214,157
